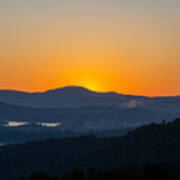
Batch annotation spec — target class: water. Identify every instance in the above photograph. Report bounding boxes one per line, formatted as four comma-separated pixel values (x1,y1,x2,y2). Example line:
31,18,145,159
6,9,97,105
36,122,61,127
2,121,61,128
4,121,29,127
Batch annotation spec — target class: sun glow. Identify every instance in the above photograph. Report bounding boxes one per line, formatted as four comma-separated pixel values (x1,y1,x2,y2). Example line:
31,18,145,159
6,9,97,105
1,1,180,96
81,80,101,92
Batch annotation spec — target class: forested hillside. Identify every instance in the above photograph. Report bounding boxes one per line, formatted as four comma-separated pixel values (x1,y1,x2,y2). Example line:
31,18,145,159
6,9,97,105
1,119,180,179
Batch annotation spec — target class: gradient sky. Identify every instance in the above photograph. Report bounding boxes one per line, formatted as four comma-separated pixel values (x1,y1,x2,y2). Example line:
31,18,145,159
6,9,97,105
0,0,180,96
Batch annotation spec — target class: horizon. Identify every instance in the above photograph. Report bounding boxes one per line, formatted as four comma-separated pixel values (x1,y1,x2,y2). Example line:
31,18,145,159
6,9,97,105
0,85,180,98
1,1,180,96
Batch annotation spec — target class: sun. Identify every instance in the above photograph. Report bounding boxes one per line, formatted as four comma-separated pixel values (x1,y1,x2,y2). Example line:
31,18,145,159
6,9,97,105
81,80,101,92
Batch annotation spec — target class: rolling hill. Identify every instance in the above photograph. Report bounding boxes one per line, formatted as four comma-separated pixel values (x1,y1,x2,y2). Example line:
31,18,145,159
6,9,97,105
0,101,167,131
1,119,180,179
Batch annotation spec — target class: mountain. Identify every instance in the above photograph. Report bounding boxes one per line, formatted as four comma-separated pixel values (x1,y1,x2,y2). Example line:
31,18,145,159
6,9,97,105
1,119,180,179
0,86,146,108
0,86,180,114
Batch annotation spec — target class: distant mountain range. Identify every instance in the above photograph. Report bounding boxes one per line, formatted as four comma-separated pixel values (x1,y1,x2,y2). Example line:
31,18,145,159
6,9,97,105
0,86,180,112
0,86,146,108
0,86,180,135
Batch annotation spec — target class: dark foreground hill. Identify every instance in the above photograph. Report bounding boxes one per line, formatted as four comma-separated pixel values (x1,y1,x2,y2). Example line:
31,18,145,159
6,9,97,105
1,119,180,179
22,164,180,180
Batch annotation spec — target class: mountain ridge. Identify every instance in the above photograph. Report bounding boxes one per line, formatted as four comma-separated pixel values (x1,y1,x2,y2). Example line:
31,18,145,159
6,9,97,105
0,86,146,108
0,85,161,97
0,86,180,113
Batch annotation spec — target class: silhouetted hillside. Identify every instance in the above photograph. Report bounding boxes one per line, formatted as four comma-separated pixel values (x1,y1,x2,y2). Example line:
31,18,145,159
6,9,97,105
0,86,136,108
1,86,180,114
1,119,180,179
18,164,180,180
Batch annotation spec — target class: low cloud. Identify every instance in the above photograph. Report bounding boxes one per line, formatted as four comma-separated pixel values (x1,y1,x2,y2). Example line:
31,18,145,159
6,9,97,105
122,99,144,109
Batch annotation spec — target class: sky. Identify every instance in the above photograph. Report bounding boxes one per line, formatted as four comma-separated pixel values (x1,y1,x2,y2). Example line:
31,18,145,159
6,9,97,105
0,0,180,96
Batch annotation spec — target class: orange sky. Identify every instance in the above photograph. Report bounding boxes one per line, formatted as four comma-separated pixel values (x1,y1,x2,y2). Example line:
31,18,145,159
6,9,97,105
0,1,180,96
